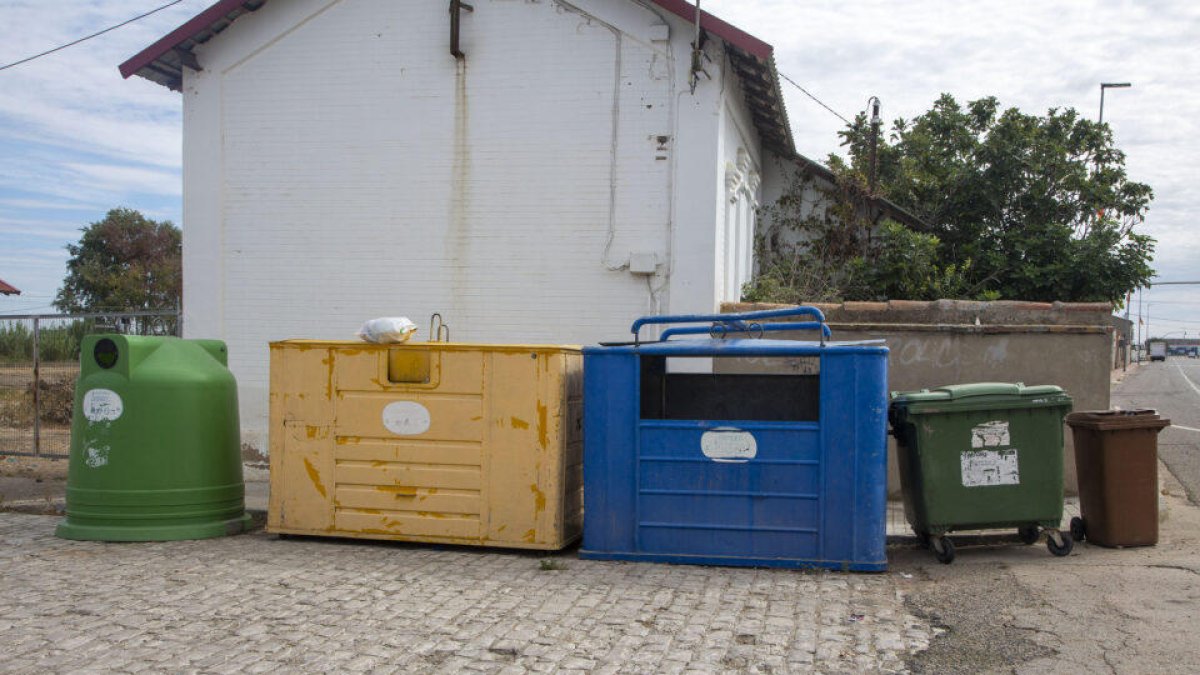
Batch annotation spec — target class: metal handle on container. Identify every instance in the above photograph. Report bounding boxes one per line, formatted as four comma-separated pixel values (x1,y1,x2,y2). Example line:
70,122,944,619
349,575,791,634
630,307,830,346
429,313,450,342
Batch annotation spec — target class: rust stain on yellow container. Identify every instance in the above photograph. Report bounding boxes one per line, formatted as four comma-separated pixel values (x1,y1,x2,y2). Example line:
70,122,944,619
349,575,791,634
267,340,584,550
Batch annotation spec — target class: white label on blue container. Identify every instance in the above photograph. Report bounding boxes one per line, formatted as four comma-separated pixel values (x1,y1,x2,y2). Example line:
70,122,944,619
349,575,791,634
82,389,123,422
382,401,431,435
701,427,757,463
961,448,1020,487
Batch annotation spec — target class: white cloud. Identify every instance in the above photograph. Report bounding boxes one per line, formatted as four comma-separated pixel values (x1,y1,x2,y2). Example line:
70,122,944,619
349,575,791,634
0,197,104,211
62,161,181,197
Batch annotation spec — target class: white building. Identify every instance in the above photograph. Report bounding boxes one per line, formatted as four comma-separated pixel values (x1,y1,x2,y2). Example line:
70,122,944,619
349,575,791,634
122,0,803,454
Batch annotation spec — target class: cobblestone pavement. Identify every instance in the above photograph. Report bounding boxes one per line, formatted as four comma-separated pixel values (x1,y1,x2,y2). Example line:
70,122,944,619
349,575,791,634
1,513,932,673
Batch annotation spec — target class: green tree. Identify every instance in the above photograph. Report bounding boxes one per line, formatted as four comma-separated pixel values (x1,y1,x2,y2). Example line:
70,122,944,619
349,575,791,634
833,94,1154,303
746,166,972,303
54,208,182,313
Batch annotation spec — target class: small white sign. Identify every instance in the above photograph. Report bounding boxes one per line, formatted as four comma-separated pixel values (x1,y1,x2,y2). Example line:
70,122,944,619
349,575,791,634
701,427,757,463
961,448,1020,487
382,401,431,436
82,389,123,422
971,420,1010,448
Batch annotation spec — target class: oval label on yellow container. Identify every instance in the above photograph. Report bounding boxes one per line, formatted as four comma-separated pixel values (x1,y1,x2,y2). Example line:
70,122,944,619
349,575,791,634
701,427,757,463
382,401,431,435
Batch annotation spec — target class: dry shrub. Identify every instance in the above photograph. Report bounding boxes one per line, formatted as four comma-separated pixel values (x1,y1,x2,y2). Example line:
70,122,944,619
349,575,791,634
26,378,76,426
0,389,33,428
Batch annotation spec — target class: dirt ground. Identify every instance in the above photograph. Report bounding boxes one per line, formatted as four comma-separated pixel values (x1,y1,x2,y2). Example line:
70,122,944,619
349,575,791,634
0,455,67,515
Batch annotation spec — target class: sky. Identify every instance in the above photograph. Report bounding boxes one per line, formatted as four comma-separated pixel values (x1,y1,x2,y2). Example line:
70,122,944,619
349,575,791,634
0,0,1197,339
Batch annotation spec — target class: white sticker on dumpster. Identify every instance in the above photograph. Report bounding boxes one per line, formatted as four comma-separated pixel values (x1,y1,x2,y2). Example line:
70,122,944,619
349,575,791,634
960,448,1020,487
971,420,1010,448
84,443,110,468
701,427,757,463
382,401,431,435
82,389,123,422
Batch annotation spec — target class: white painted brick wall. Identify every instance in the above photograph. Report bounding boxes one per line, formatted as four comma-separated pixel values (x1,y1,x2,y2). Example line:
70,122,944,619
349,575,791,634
182,0,754,448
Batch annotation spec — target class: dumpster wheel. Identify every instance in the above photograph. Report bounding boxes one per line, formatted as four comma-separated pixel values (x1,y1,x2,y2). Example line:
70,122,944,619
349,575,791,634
1017,525,1039,545
1046,529,1073,557
931,535,955,564
1069,516,1086,543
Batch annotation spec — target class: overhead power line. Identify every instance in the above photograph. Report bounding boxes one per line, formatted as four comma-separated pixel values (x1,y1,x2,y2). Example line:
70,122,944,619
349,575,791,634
0,0,187,73
778,72,852,126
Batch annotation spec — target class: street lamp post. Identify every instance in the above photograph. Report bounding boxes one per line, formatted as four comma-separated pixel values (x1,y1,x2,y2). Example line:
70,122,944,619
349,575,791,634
1099,82,1131,126
1102,82,1134,347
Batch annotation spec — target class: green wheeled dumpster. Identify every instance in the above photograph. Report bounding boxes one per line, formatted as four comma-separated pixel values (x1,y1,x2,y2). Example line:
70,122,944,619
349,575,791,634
56,335,250,541
890,383,1073,564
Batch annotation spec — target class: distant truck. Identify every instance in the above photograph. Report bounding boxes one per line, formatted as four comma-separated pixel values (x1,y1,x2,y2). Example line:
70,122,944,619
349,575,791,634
1148,339,1167,362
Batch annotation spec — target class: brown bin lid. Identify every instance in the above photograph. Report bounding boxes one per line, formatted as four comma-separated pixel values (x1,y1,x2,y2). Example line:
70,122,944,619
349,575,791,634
1065,409,1171,431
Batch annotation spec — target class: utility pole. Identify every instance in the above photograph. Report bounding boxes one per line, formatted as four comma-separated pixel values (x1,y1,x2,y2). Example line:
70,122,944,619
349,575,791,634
1138,287,1143,361
867,96,881,194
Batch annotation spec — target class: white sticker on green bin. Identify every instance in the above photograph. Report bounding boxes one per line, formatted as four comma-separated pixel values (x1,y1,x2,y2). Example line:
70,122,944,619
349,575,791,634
82,388,123,422
961,448,1020,487
971,420,1010,448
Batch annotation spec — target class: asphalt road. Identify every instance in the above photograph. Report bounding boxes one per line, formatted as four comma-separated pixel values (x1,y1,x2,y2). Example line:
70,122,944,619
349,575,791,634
1111,358,1200,505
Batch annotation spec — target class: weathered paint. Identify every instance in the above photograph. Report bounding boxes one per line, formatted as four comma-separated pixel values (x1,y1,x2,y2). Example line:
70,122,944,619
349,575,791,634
268,340,583,550
302,457,326,498
537,402,548,450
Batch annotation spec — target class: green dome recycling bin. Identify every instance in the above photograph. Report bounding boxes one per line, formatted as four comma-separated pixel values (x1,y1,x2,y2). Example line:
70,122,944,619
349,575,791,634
56,335,250,541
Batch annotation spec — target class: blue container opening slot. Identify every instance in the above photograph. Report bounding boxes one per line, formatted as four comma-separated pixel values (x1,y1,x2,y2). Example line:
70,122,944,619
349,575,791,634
639,355,820,422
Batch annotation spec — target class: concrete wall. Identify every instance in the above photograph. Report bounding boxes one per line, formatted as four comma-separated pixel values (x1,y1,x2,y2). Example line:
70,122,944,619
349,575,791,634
723,301,1117,496
179,0,760,452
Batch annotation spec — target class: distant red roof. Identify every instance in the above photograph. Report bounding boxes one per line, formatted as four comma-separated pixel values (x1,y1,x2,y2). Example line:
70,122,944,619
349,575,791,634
0,278,20,295
118,0,793,155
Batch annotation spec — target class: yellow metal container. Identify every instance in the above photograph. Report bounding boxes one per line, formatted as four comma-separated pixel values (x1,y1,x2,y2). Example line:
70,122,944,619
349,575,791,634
267,340,583,549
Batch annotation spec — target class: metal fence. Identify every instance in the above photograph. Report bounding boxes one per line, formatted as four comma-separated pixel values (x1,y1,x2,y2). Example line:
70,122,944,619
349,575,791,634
0,310,179,458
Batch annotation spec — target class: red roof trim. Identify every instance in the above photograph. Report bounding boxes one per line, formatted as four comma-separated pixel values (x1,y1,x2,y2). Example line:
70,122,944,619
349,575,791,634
648,0,773,60
0,278,20,295
119,0,249,79
121,0,775,81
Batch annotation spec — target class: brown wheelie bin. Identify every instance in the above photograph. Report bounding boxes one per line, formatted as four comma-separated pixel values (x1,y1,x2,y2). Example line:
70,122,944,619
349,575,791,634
1065,410,1171,547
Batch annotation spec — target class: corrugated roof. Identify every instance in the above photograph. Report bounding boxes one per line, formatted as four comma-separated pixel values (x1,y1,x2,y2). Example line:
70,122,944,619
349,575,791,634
0,278,21,295
118,0,266,89
118,0,795,156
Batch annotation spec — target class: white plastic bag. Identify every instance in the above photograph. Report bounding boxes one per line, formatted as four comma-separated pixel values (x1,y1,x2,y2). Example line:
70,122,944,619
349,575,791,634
356,317,418,344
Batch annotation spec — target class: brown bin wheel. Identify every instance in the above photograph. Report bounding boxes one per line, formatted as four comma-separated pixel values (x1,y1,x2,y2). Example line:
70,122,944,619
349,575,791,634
1070,517,1086,543
1018,525,1039,545
1046,530,1073,557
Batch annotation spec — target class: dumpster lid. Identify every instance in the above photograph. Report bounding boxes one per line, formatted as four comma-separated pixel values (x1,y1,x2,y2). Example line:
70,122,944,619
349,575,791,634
892,382,1066,403
1066,409,1171,431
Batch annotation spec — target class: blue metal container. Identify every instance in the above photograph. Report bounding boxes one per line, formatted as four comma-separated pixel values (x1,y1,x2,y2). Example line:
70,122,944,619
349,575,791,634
581,308,889,571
